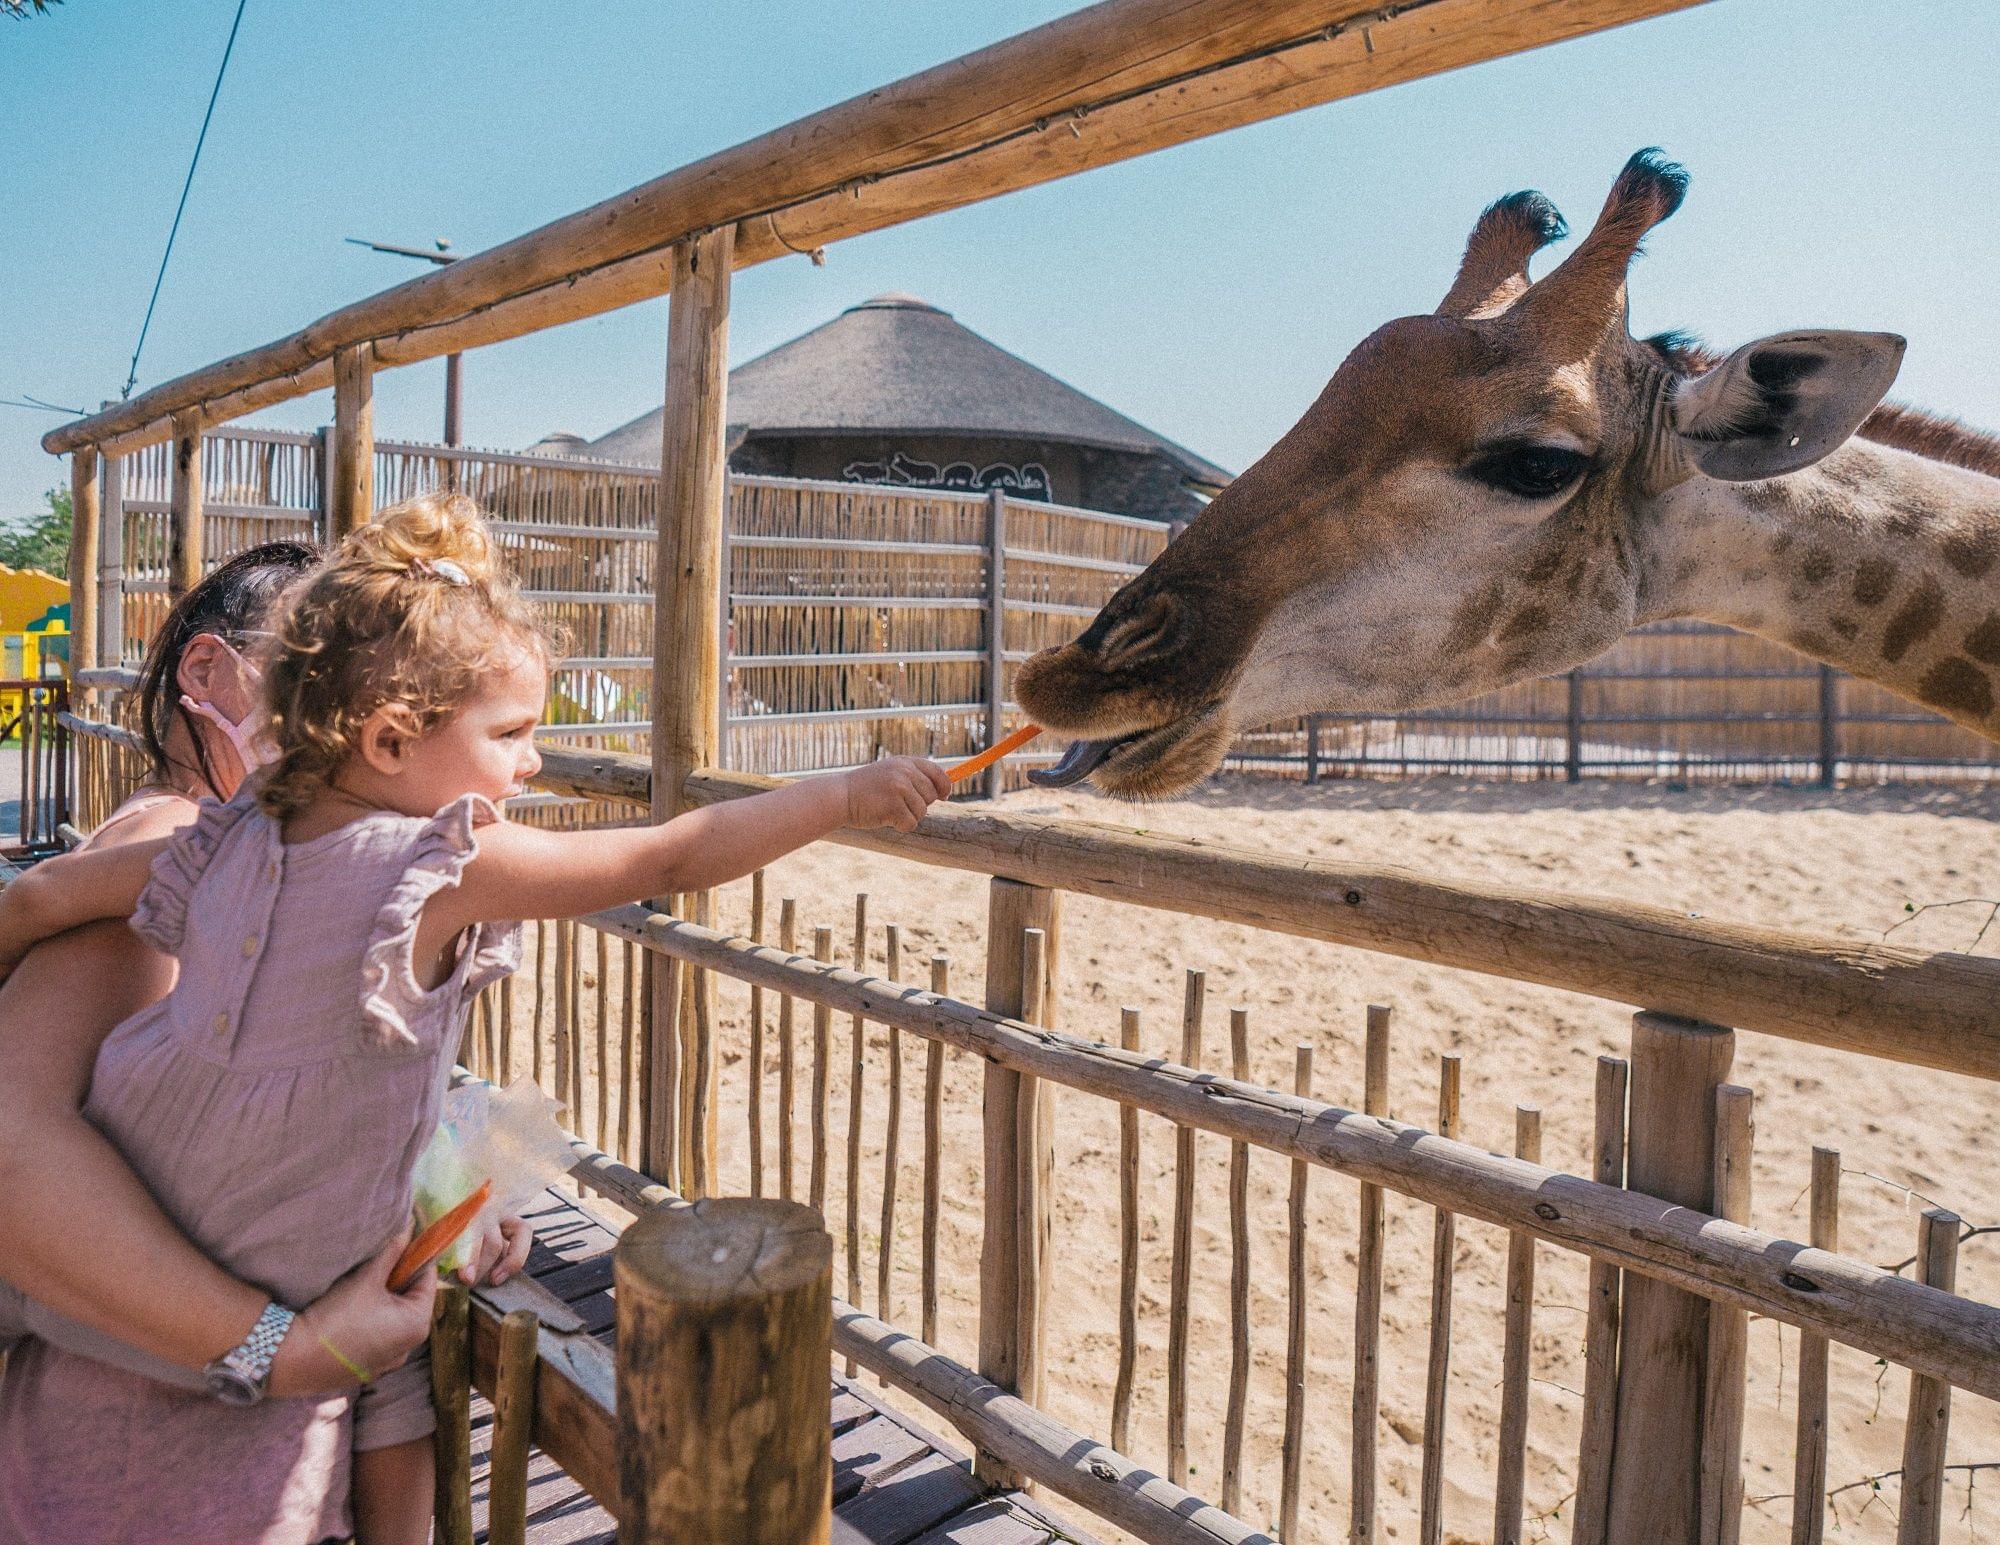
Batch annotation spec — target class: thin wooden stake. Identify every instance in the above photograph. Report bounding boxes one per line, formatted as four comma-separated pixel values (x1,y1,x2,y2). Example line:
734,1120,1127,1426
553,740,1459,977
779,899,798,1202
811,924,832,1217
1494,1105,1542,1545
1352,1002,1391,1544
618,939,637,1165
531,920,548,1088
1700,1084,1754,1545
1281,1043,1315,1544
748,869,766,1198
1790,1147,1839,1545
500,971,515,1087
554,920,574,1113
922,954,949,1349
1897,1208,1960,1545
1110,1006,1142,1457
1222,1007,1252,1516
846,894,868,1374
878,924,903,1326
487,1307,538,1545
1573,1054,1629,1545
1417,1052,1462,1545
1166,968,1204,1489
595,927,611,1155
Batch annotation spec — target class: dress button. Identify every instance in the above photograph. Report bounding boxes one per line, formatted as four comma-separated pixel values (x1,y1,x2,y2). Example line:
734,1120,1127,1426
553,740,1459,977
267,861,281,882
241,935,259,959
212,1013,229,1038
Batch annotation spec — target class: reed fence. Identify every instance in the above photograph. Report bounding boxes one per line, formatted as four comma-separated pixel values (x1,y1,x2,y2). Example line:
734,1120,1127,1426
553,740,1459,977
90,425,2000,794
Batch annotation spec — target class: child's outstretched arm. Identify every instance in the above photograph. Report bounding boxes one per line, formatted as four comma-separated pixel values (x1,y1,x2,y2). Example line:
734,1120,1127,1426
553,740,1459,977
0,839,168,981
436,756,951,937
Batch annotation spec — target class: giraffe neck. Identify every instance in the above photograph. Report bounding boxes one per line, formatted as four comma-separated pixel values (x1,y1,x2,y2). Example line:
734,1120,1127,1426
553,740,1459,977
1640,437,2000,737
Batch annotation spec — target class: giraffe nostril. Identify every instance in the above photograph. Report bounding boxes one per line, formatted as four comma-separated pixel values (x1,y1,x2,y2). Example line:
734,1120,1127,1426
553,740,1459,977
1094,592,1180,668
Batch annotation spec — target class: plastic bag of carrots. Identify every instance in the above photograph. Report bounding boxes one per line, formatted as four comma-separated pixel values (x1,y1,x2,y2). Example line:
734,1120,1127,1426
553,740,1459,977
396,1080,574,1289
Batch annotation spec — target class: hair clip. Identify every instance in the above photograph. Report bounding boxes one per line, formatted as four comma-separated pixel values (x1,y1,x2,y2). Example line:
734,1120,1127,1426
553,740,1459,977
410,557,471,586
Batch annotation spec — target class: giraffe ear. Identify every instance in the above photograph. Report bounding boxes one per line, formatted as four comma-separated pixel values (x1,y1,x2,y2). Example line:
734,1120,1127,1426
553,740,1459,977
1671,330,1905,481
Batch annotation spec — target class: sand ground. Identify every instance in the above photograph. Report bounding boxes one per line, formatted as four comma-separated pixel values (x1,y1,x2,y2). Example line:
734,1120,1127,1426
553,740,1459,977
516,773,2000,1544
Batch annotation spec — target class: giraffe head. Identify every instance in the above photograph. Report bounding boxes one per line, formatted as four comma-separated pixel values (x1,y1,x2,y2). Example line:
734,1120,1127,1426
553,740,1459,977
1016,151,1906,796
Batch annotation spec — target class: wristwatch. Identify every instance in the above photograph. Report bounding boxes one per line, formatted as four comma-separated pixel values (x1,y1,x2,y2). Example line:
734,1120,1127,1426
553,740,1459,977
203,1301,297,1406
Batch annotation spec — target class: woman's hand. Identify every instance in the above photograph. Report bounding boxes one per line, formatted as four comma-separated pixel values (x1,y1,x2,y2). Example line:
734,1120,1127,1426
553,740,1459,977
840,756,951,832
457,1213,533,1288
268,1227,439,1397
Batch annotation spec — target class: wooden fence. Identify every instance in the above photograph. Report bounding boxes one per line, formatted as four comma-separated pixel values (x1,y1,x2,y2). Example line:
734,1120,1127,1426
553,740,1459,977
94,425,2000,794
59,716,2000,1542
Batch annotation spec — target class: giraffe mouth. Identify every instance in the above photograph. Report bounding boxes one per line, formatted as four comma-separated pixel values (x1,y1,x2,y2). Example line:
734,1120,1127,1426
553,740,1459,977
1028,707,1231,797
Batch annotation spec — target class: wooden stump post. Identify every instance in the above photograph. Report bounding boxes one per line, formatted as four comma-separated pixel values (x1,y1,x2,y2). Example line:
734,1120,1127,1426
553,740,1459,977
428,1282,474,1545
976,877,1059,1487
168,412,203,599
648,225,733,1195
330,343,375,539
615,1198,832,1545
67,447,99,686
1604,1012,1736,1545
983,488,1008,799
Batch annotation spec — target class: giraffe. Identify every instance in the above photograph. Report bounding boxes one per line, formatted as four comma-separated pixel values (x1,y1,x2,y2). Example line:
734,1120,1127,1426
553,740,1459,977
1015,150,2000,798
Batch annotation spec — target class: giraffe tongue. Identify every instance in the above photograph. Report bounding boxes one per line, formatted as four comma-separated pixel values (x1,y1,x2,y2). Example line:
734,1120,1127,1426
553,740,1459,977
1028,735,1128,788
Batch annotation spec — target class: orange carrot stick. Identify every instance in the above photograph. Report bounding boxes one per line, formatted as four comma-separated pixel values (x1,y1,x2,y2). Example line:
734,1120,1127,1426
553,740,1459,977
949,723,1042,784
389,1179,492,1291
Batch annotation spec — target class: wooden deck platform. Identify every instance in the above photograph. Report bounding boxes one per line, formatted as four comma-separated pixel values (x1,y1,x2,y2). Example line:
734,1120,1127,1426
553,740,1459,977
465,1191,1092,1544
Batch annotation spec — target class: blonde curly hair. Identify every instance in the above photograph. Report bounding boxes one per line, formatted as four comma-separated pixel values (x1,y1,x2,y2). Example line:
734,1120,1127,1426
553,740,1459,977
258,492,561,817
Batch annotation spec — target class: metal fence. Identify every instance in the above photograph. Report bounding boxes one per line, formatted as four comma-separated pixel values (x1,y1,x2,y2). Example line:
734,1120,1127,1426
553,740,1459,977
92,425,2000,790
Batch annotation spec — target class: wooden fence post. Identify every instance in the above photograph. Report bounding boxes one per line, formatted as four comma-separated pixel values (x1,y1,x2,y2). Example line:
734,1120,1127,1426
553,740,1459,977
649,225,733,1194
1817,665,1839,789
1897,1208,1960,1545
169,412,203,599
1304,714,1321,785
1604,1012,1736,1545
984,487,1008,800
615,1198,832,1544
67,447,99,687
977,876,1060,1487
99,446,124,667
428,1282,474,1545
330,342,375,539
1566,669,1584,783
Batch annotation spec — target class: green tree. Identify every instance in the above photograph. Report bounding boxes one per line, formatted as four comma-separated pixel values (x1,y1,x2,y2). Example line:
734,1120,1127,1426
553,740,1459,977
0,487,73,575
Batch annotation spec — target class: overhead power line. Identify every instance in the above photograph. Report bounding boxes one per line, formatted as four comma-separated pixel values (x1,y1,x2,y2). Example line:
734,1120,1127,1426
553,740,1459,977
121,0,251,401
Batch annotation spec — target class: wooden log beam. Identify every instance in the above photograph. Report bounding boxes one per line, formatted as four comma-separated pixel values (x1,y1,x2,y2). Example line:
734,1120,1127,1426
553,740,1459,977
47,0,1708,456
67,448,100,677
615,1198,833,1543
581,903,2000,1402
168,413,203,599
330,343,375,539
661,765,2000,1081
834,1301,1268,1545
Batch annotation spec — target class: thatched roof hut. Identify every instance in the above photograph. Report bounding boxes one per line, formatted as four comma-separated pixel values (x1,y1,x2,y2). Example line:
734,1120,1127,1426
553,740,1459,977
575,294,1229,522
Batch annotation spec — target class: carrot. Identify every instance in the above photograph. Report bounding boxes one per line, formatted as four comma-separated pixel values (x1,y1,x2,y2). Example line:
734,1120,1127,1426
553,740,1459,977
389,1179,492,1291
948,723,1042,784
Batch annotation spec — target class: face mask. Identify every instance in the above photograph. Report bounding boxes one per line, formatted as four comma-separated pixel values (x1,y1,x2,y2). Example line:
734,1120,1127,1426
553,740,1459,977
179,635,273,776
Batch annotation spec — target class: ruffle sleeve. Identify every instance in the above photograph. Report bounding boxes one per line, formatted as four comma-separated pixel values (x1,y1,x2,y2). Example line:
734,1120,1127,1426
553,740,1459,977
129,783,262,956
359,793,522,1047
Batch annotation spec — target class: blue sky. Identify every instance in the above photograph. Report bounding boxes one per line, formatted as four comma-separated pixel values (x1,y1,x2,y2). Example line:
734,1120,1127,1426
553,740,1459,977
4,0,1997,523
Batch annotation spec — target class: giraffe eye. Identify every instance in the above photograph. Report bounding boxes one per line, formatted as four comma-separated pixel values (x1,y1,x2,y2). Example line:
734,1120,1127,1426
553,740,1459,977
1466,445,1592,500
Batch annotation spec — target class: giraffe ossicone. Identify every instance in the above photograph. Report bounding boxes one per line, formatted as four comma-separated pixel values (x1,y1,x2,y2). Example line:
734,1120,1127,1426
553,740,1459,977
1019,151,2000,798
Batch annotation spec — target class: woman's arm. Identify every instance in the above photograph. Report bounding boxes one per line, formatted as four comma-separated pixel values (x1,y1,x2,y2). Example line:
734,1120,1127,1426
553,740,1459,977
0,840,165,979
431,757,950,948
0,816,431,1395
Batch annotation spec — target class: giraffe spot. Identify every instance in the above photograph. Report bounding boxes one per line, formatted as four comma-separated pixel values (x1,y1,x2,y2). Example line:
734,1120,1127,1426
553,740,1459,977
1798,546,1836,585
1771,532,1796,555
1917,657,1994,720
1828,616,1859,641
1852,558,1897,607
1790,632,1840,660
1594,582,1621,614
1500,605,1548,642
1524,546,1563,584
1964,613,2000,666
1742,567,1768,584
1442,581,1506,657
1882,577,1945,664
1943,529,1999,578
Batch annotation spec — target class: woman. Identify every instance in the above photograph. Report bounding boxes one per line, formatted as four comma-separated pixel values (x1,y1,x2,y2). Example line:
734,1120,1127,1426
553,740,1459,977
0,542,527,1541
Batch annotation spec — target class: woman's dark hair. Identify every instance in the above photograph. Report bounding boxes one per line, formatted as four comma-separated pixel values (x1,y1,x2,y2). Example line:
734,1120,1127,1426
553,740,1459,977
136,540,322,793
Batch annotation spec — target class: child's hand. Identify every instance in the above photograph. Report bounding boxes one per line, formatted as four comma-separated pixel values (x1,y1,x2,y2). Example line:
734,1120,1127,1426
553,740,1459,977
840,756,951,832
458,1213,534,1288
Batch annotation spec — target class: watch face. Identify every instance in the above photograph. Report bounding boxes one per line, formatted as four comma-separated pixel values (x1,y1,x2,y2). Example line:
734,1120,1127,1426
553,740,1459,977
205,1365,262,1407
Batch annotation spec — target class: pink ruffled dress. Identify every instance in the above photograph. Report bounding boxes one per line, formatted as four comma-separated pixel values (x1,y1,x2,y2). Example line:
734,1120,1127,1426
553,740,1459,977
0,781,519,1544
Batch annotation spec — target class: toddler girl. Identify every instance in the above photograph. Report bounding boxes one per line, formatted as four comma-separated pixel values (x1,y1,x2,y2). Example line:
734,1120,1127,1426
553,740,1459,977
0,493,949,1543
